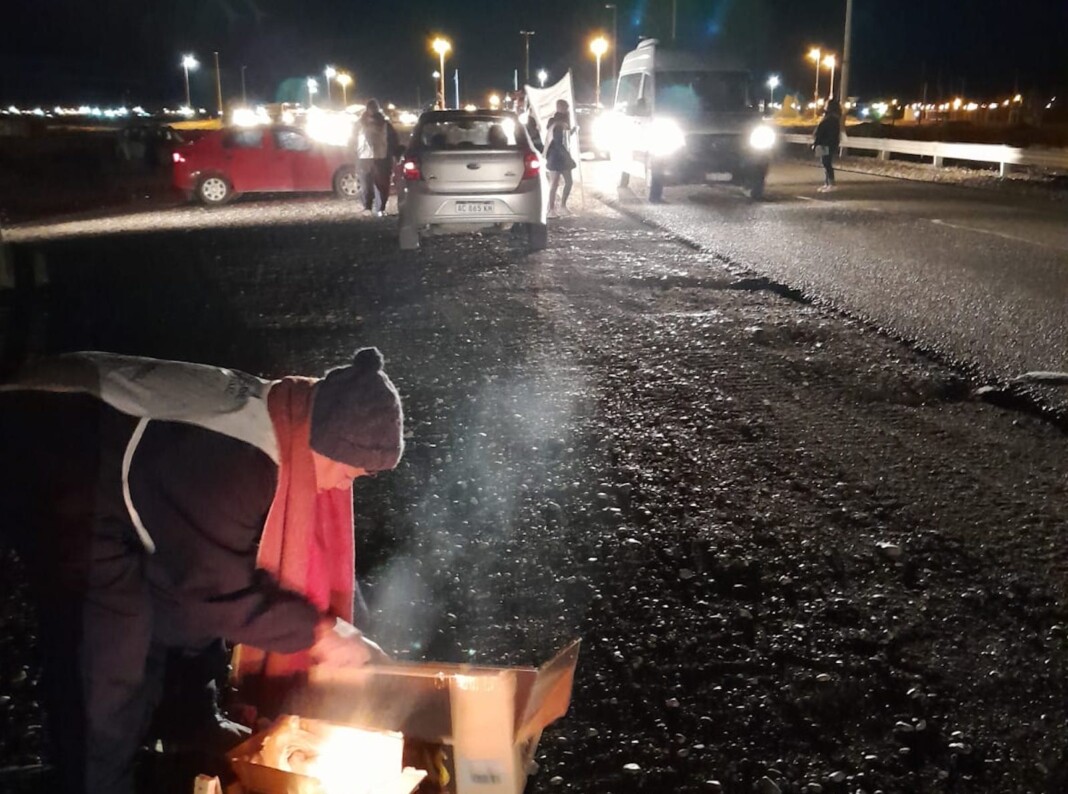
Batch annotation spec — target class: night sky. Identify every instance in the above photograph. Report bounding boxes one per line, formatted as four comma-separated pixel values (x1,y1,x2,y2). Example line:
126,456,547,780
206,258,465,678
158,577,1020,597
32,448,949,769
1,0,1064,109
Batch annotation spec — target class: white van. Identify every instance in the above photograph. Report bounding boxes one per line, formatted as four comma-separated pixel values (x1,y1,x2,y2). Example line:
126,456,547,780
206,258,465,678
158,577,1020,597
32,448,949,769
602,39,776,201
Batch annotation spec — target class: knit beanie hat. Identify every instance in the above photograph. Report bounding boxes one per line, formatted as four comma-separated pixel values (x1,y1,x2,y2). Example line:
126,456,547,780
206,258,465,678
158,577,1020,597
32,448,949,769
309,348,404,472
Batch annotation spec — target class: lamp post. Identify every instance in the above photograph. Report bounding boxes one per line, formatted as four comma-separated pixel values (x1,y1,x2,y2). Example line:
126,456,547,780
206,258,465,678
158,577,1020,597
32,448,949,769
767,75,780,111
307,78,318,107
213,51,223,117
241,65,247,105
590,36,609,107
336,72,352,107
324,66,336,106
181,54,198,109
823,54,837,99
519,30,535,85
432,38,451,109
840,0,854,112
807,47,822,117
604,4,618,92
538,69,548,88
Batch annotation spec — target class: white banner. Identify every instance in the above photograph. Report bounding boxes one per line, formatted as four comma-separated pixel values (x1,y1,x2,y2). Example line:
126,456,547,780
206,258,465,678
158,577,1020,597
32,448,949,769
524,71,582,162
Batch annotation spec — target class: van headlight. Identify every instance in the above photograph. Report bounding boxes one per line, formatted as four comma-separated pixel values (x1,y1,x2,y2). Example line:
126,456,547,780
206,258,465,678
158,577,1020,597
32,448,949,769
649,118,687,157
748,125,776,151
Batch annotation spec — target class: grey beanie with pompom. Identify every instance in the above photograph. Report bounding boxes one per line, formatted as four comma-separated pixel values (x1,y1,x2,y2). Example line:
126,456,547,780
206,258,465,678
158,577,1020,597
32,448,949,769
309,347,404,472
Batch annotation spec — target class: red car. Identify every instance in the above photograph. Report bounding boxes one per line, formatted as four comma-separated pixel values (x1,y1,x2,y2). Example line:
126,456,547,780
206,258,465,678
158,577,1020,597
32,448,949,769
172,126,358,205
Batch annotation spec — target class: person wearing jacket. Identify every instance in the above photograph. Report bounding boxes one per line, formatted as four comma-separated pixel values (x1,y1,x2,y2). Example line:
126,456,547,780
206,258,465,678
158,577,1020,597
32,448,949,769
812,99,843,192
355,99,400,215
0,347,404,794
545,99,577,217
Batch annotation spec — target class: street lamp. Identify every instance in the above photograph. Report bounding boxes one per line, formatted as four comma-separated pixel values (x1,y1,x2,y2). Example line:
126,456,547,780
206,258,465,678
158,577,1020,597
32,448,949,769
519,30,535,85
324,66,336,105
488,93,501,109
604,4,618,93
807,47,822,117
822,54,837,99
590,36,609,107
336,72,353,107
537,69,548,88
432,37,451,109
767,75,780,110
180,54,198,109
307,77,318,107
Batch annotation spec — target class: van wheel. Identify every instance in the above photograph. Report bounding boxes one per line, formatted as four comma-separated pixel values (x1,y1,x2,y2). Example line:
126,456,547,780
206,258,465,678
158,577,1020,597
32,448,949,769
399,227,420,250
648,170,664,203
745,166,768,201
618,171,630,189
527,222,548,251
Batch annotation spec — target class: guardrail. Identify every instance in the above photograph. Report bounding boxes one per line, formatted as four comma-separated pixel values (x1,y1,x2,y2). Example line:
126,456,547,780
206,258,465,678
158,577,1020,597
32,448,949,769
782,133,1068,177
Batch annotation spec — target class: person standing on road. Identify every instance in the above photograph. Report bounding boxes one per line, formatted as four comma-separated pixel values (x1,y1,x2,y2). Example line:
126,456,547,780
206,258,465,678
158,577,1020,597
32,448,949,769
0,347,404,794
813,99,842,192
355,100,400,216
545,99,577,217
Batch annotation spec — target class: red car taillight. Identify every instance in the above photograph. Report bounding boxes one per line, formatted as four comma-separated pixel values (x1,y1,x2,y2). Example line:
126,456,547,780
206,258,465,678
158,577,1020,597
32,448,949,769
522,150,541,180
172,151,186,164
402,157,421,181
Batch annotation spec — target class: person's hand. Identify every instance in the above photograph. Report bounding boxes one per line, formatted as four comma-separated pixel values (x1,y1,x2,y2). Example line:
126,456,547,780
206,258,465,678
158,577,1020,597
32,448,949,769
310,617,390,668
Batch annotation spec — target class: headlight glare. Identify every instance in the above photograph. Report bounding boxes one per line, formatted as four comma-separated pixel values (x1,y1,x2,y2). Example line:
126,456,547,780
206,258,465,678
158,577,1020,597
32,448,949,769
749,125,776,151
649,118,686,157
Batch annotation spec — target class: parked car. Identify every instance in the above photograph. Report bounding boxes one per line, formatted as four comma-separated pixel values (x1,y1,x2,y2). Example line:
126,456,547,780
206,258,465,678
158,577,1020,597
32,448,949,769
397,110,548,251
574,104,610,160
172,126,358,205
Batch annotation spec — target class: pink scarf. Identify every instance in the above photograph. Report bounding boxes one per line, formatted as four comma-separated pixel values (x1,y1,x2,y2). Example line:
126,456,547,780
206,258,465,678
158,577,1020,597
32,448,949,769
233,377,355,689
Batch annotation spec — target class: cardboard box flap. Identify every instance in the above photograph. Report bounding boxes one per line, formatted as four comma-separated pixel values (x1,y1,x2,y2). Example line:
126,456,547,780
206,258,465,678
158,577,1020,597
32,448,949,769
300,664,469,741
298,642,579,746
514,640,581,744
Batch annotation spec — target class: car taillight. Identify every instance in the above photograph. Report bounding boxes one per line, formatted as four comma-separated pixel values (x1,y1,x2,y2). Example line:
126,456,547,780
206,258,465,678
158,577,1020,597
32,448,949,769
402,157,421,181
172,151,186,164
522,150,541,180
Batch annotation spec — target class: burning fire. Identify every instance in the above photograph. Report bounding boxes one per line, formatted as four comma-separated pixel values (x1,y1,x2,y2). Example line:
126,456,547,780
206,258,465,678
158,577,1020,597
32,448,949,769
243,716,419,794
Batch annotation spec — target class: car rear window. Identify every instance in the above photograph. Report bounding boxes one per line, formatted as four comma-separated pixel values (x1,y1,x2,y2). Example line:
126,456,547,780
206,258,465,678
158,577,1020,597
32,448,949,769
222,129,263,149
417,118,522,150
274,129,311,151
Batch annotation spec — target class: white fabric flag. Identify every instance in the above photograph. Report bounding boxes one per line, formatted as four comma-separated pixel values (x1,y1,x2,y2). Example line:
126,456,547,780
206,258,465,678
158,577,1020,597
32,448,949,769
524,71,582,162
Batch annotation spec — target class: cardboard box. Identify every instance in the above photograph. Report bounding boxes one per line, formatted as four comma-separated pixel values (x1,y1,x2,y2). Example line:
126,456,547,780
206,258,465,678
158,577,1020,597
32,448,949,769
294,640,581,794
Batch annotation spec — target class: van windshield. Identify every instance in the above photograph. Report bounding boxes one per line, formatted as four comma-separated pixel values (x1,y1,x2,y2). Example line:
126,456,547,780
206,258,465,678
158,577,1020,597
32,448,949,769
655,71,752,116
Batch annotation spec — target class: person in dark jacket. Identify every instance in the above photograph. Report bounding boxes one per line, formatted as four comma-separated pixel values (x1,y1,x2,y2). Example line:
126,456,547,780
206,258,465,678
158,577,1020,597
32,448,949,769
0,347,404,794
812,99,842,192
545,99,577,216
355,99,400,215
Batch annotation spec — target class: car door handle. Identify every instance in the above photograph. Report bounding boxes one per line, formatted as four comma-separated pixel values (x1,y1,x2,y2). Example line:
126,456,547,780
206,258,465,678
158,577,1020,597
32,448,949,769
466,163,481,170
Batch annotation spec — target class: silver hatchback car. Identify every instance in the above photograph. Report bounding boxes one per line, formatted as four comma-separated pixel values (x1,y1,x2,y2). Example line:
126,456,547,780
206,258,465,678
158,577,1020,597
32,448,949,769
397,110,549,251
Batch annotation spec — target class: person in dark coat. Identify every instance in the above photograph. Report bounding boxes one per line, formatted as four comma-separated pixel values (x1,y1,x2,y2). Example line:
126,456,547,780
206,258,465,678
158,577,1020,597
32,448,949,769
545,99,577,216
355,100,400,215
0,348,404,794
812,99,842,192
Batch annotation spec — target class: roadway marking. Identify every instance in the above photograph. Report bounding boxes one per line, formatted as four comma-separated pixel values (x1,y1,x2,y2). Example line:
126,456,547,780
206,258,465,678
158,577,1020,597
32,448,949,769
929,218,1066,251
796,196,1066,252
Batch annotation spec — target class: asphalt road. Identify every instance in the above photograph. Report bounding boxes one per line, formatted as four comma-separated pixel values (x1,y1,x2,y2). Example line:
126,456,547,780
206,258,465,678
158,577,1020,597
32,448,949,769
582,159,1068,403
2,192,1068,793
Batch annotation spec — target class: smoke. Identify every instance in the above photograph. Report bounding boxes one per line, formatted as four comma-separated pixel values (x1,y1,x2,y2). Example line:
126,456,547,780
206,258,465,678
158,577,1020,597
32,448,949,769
365,353,588,662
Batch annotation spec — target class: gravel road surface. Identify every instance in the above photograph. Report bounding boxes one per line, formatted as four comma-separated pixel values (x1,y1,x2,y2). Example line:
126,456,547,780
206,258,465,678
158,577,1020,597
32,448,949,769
1,191,1067,794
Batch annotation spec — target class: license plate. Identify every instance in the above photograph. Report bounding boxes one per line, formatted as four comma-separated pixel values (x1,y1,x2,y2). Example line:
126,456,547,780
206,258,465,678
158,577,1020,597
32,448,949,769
455,201,495,214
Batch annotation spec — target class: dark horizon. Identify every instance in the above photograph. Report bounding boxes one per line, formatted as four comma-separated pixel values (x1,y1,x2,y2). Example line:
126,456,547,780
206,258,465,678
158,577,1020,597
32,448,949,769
1,0,1064,109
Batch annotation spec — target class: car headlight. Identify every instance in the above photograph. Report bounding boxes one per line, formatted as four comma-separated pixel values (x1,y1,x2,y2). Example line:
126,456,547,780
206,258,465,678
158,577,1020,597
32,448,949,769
748,125,776,151
649,118,687,158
